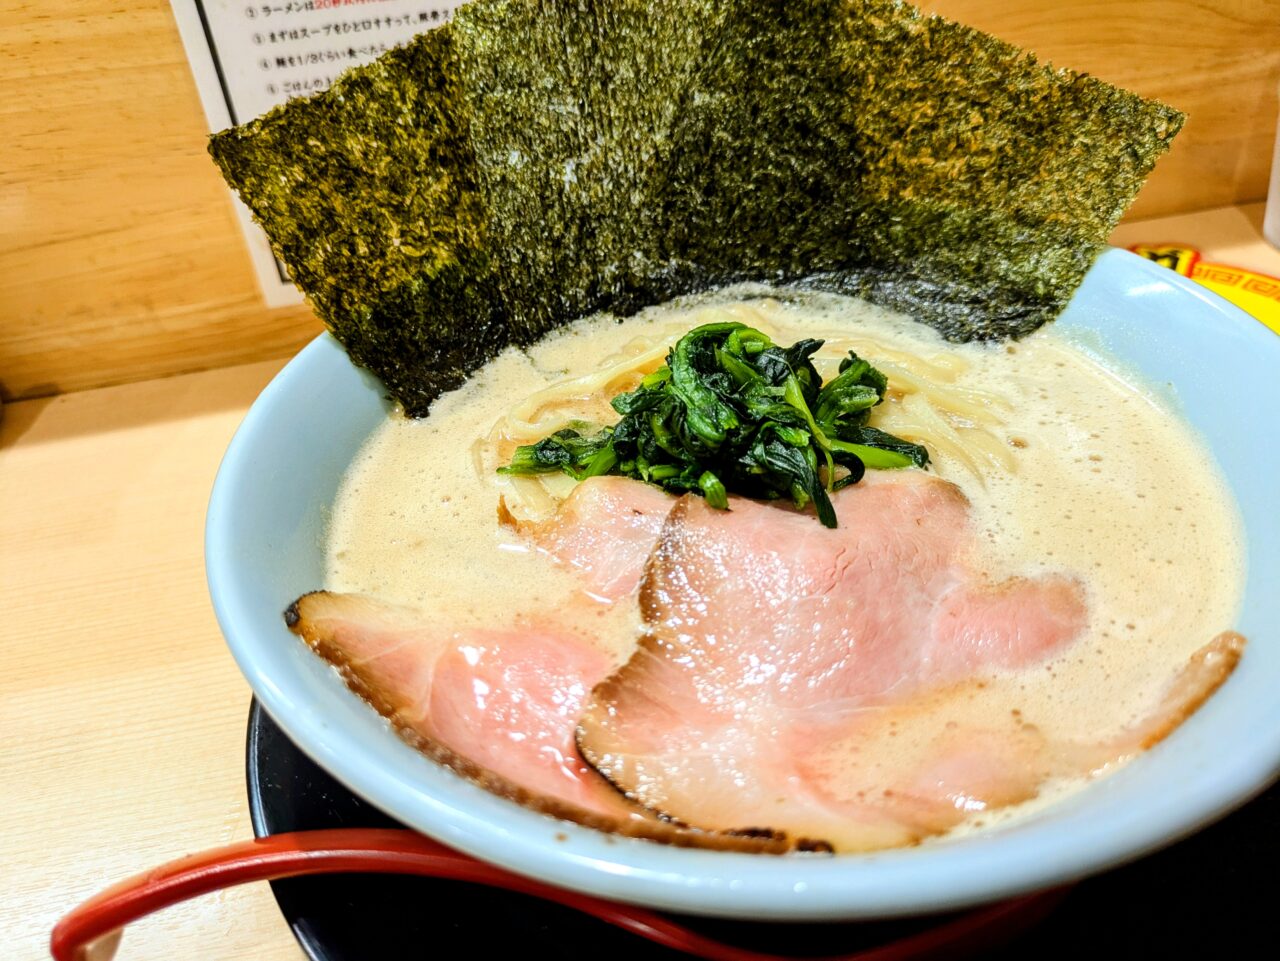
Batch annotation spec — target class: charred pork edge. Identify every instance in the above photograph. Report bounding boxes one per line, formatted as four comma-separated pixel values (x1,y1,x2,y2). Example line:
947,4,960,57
1130,631,1245,751
284,590,791,854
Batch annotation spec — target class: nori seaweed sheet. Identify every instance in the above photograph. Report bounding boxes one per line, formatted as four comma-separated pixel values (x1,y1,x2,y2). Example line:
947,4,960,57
210,0,1182,416
207,29,502,411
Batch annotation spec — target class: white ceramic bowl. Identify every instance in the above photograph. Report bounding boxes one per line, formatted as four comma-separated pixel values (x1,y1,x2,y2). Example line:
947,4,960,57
207,249,1280,921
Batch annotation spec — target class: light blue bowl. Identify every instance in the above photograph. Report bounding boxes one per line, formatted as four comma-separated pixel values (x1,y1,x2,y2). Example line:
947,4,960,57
206,249,1280,920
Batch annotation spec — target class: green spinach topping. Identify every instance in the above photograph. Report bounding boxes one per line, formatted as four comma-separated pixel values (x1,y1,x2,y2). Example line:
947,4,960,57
499,322,929,528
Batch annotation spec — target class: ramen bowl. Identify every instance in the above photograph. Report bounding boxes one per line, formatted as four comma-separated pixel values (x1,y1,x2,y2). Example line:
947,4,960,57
206,248,1280,921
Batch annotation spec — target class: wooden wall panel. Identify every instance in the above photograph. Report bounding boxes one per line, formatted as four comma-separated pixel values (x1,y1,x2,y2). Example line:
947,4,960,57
2,0,1277,402
0,1,322,403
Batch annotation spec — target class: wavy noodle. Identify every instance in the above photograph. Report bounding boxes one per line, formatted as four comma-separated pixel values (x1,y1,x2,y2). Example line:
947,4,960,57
476,334,674,481
482,300,1018,517
957,427,1018,473
504,338,670,434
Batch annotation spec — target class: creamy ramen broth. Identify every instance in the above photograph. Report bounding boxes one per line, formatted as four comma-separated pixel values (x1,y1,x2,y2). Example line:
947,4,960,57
325,288,1246,841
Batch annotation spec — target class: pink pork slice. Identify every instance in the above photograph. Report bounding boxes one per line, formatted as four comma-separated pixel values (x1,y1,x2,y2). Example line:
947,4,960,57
500,475,674,601
286,591,788,851
576,472,1108,851
790,630,1243,844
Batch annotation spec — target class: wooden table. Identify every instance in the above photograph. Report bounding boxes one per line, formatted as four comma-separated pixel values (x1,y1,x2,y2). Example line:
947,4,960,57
3,204,1277,961
2,359,301,961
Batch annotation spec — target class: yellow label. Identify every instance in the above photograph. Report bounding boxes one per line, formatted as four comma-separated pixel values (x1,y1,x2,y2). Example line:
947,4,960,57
1129,243,1280,335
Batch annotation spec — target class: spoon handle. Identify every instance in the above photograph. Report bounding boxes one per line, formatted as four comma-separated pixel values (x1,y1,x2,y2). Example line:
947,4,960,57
51,826,1063,961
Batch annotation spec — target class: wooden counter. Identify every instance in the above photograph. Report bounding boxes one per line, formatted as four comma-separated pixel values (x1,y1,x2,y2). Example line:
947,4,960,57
2,359,301,961
2,204,1277,961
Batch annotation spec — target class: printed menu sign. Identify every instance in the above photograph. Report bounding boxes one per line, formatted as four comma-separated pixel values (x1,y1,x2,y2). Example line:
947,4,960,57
171,1,461,306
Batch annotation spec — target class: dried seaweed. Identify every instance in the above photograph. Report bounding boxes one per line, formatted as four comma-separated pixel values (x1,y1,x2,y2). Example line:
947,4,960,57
209,0,1182,415
208,28,505,411
451,0,724,329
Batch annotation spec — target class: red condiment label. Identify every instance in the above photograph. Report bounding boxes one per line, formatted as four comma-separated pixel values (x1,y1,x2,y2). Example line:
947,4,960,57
1129,244,1280,335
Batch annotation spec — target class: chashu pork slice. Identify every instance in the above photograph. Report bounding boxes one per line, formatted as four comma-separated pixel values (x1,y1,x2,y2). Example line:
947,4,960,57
499,475,675,602
285,590,788,851
577,471,1102,851
788,630,1244,842
578,474,1244,850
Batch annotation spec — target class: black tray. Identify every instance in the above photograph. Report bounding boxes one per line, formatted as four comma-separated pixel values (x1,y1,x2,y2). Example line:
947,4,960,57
246,700,1275,960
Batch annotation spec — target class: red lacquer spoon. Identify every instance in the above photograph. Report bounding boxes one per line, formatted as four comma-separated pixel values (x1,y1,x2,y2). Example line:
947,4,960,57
51,827,1065,961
